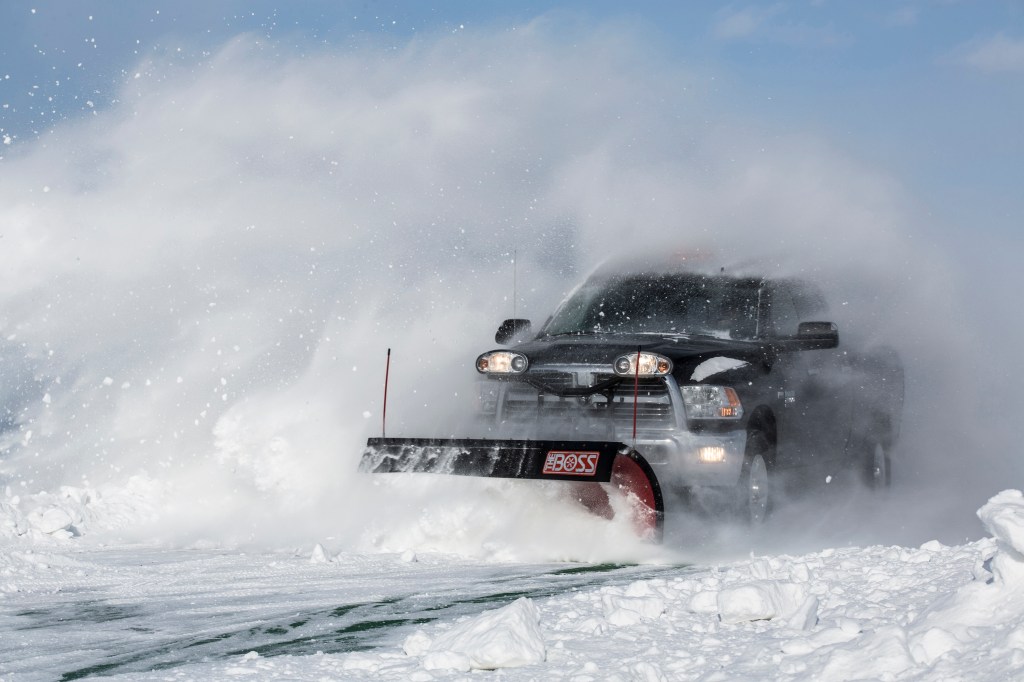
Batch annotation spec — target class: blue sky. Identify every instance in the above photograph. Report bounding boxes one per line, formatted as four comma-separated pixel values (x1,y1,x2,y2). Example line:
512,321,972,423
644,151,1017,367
1,1,1021,245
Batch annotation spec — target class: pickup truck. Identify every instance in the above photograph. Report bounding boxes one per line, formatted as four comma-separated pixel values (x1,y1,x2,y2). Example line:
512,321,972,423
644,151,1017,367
362,261,904,536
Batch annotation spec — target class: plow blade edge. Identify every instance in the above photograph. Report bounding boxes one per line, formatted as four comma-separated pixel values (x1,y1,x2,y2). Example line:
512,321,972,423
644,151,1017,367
361,437,665,538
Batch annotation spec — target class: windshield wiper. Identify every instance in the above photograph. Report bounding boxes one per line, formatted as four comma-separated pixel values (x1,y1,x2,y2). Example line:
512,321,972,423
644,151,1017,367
633,330,738,340
539,330,599,338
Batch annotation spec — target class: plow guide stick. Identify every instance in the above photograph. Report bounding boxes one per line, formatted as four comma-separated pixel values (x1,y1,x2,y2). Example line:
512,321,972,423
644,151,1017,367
361,437,665,538
632,344,641,448
381,348,391,438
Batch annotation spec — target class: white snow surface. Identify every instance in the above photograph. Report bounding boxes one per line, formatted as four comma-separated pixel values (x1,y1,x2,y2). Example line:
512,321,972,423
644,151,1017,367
2,491,1024,680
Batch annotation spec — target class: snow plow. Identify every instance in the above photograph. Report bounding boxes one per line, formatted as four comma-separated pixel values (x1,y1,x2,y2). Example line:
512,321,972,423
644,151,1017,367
360,259,903,540
359,437,666,540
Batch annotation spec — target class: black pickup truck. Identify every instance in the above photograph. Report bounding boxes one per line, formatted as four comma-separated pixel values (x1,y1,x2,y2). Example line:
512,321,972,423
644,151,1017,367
362,262,904,536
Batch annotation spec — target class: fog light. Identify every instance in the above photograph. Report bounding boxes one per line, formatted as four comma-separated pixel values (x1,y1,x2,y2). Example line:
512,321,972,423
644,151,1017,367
698,446,726,463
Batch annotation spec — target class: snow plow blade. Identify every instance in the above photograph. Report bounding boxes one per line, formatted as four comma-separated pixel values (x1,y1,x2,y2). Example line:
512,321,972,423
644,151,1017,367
361,437,664,539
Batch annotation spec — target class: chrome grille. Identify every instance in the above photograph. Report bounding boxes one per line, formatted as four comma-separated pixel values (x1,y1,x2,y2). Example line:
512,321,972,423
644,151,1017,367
498,372,677,430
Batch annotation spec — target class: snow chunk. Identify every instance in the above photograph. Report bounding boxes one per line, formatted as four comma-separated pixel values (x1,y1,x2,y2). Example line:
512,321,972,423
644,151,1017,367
977,489,1024,557
688,589,719,614
309,543,331,564
820,625,914,680
717,580,816,627
403,630,433,657
631,659,669,681
28,508,74,535
601,593,665,626
342,652,387,672
781,626,860,656
423,650,472,672
425,597,546,670
910,626,962,665
691,356,750,381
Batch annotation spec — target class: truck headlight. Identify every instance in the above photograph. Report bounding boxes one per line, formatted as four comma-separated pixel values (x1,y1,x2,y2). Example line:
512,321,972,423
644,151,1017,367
476,351,529,374
682,385,744,420
613,352,673,377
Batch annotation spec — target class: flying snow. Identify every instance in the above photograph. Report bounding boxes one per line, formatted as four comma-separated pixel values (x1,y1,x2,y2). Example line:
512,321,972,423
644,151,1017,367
0,17,1015,558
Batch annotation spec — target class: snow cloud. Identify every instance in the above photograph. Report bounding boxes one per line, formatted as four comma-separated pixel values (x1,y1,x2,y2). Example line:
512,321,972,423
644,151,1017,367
0,18,1011,553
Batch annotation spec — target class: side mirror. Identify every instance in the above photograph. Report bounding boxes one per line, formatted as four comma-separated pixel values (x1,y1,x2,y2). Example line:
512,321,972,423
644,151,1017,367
795,321,839,349
495,318,532,345
772,321,839,352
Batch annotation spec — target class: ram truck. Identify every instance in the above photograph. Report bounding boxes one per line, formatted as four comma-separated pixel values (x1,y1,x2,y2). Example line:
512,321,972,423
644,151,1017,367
361,262,904,538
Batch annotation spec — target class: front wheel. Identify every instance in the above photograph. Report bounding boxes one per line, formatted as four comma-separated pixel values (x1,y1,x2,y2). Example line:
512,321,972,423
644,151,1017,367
736,432,773,524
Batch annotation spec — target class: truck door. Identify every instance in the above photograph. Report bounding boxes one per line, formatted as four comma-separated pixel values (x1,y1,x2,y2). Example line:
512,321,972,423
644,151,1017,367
768,283,853,478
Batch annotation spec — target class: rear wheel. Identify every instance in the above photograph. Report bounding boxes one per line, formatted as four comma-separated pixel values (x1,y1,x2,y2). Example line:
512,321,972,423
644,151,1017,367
736,432,773,524
863,440,892,489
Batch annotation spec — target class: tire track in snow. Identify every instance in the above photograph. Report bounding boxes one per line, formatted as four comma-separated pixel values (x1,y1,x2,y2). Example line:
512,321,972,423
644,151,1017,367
0,549,689,680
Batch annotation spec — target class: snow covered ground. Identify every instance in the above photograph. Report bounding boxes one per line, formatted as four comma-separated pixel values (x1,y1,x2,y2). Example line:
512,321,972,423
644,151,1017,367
3,489,1024,681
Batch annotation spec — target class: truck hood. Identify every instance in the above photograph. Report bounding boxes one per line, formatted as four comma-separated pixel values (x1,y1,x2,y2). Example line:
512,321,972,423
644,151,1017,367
508,333,764,377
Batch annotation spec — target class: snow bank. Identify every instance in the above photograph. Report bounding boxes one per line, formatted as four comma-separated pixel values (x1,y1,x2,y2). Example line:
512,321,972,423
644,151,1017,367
905,489,1024,672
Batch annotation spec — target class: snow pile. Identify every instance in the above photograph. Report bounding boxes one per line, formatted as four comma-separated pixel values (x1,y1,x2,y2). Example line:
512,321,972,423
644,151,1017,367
904,489,1024,674
404,597,546,672
0,475,162,542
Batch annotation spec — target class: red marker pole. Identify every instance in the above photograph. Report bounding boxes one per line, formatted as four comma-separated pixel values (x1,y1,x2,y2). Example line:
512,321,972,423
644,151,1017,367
382,348,391,438
632,345,641,448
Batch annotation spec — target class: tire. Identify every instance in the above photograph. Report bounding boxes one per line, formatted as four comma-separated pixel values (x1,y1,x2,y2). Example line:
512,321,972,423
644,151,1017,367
863,440,892,490
736,431,773,524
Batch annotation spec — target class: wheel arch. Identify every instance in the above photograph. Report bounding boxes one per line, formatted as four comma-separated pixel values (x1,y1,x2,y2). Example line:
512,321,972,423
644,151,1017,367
745,406,777,466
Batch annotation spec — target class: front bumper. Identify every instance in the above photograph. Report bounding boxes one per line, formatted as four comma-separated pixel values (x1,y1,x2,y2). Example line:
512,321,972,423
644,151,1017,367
481,368,748,490
633,430,747,490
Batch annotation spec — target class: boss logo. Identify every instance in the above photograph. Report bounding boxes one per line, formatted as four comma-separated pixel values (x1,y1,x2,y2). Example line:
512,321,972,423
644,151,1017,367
542,450,600,476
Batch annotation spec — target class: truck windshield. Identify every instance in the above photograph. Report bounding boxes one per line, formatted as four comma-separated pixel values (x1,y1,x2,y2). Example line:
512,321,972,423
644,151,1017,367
542,273,761,339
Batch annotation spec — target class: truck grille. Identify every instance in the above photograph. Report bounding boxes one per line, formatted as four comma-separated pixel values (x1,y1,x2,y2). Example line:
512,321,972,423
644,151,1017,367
498,372,677,430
